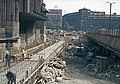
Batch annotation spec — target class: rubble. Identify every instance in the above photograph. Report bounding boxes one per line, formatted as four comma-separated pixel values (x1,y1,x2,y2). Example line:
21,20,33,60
86,63,120,83
105,63,120,78
35,57,66,84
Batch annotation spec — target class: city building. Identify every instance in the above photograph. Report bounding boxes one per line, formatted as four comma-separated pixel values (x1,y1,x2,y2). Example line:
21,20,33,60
0,0,48,60
63,8,120,31
46,9,62,29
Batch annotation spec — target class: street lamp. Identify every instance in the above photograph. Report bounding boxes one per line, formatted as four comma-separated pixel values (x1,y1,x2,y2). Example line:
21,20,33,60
106,1,115,29
91,25,93,31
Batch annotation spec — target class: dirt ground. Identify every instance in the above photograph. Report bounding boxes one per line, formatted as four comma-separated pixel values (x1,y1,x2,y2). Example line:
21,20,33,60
56,47,117,84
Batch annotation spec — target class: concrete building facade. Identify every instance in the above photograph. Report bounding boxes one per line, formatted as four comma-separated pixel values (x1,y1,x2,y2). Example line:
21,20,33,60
0,0,48,60
63,8,120,31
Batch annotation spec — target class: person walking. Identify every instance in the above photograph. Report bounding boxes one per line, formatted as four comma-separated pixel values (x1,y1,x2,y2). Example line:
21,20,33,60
5,50,10,67
6,71,16,84
21,49,26,61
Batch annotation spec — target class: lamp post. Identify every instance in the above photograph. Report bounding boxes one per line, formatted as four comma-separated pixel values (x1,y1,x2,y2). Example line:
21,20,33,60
91,25,93,31
106,1,115,29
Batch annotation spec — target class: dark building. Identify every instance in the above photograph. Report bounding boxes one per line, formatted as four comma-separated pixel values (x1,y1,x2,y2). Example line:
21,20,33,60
46,9,62,29
63,8,120,31
0,0,48,42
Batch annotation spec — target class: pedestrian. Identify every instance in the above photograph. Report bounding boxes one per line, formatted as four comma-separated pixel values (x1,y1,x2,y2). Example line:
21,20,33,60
21,49,25,61
5,50,10,67
6,71,16,84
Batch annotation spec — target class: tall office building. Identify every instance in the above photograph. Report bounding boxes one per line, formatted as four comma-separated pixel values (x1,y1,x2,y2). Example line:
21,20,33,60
46,9,62,29
63,8,120,31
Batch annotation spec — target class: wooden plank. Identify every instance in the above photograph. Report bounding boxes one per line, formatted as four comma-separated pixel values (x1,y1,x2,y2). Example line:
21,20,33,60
0,37,20,43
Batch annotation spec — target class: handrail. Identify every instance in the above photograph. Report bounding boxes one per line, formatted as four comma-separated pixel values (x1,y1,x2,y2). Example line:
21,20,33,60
23,62,45,83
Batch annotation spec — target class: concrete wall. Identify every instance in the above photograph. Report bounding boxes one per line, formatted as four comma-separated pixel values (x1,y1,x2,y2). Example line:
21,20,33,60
86,29,120,57
20,20,46,50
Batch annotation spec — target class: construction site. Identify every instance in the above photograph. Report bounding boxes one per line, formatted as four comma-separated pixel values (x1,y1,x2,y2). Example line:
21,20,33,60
0,0,120,84
0,30,120,84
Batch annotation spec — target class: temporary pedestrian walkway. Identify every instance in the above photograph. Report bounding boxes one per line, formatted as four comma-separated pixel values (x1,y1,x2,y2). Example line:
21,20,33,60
0,41,64,84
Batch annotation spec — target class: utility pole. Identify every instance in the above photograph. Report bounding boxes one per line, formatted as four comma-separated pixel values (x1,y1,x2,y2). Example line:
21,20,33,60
106,2,115,29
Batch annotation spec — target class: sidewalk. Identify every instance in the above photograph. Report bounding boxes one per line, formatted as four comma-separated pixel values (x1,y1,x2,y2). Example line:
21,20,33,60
0,41,64,84
0,59,17,73
0,43,43,73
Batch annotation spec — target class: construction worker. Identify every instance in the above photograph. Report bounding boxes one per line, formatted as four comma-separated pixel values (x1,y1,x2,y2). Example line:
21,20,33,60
6,71,16,84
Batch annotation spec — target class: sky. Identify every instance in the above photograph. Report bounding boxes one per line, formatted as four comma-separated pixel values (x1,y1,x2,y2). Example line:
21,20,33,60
44,0,120,15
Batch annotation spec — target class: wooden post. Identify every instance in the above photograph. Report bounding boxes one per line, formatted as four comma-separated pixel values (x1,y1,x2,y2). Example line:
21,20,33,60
30,67,32,74
25,70,28,78
96,56,107,73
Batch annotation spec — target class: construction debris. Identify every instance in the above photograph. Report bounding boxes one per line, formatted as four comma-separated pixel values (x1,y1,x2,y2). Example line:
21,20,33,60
105,63,120,78
35,57,66,84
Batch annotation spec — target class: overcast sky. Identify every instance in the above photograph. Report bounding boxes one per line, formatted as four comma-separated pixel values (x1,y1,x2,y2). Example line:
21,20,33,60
44,0,120,15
